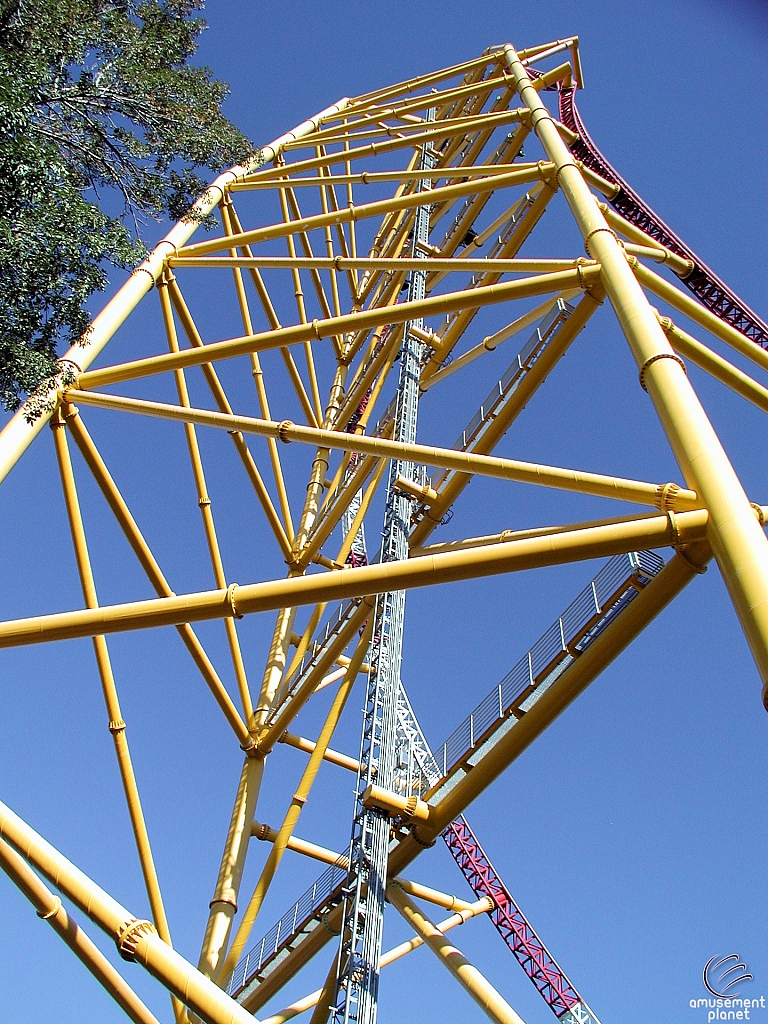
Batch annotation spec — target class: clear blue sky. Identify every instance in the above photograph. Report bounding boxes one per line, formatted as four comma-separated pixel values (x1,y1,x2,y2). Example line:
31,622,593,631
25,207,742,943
1,3,767,1024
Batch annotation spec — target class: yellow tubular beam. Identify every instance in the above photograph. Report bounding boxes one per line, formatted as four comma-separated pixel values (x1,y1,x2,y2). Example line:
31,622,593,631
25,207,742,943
230,161,530,191
597,203,693,278
0,839,161,1024
284,180,339,321
316,161,343,325
216,203,295,539
218,619,372,983
410,507,720,559
250,820,349,869
260,600,374,754
64,389,700,513
77,266,599,390
222,184,320,429
531,60,573,92
279,184,334,401
278,731,360,772
51,415,174,953
378,897,492,964
411,287,607,548
633,260,768,376
198,755,265,980
342,133,358,278
0,799,265,1024
255,604,299,731
506,44,768,701
390,878,476,913
575,161,620,199
292,361,348,557
305,959,337,1024
423,290,582,389
258,898,492,1024
660,316,768,415
340,51,500,109
62,405,253,750
159,276,253,724
177,160,544,259
0,509,717,651
319,157,359,303
166,278,294,555
387,884,527,1024
169,255,586,274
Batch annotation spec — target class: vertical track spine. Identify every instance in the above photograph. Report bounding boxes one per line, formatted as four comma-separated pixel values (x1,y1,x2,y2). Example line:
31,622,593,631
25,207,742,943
332,123,436,1024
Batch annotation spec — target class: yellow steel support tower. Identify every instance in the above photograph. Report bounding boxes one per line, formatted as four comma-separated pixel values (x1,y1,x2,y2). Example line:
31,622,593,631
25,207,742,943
0,37,765,1024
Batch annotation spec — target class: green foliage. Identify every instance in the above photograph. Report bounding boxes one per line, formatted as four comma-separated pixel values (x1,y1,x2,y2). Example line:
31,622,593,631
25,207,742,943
0,0,255,411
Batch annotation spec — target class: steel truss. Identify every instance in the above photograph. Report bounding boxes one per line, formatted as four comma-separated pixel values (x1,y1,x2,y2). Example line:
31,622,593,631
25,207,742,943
0,36,767,1024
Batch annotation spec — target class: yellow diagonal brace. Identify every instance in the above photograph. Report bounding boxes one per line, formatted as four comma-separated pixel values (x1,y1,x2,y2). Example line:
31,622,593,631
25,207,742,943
77,266,600,389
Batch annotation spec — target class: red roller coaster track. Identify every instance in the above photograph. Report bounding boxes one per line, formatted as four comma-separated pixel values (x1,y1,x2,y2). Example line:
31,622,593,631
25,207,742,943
558,86,768,350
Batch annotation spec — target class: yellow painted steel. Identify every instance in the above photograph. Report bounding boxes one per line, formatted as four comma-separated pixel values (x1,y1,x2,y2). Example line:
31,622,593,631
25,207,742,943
76,266,599,390
387,884,527,1024
660,316,768,415
165,278,295,556
62,389,700,513
0,839,161,1024
634,260,768,376
218,618,372,983
199,755,265,979
169,254,587,273
51,411,181,1024
259,897,492,1024
278,731,360,772
0,798,265,1024
504,42,768,702
216,201,298,534
238,546,710,1013
160,274,254,725
0,509,715,650
2,40,766,1024
251,821,349,869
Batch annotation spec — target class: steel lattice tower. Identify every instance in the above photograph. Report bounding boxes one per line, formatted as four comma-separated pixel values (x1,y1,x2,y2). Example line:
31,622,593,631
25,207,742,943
0,37,766,1024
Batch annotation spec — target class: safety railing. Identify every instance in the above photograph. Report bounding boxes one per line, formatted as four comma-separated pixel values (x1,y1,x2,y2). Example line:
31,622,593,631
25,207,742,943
229,550,663,1000
266,598,363,728
224,855,348,998
424,550,663,792
429,297,574,491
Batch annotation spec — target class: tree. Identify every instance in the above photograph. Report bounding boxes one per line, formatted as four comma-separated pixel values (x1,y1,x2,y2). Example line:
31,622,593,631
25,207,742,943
0,0,255,412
